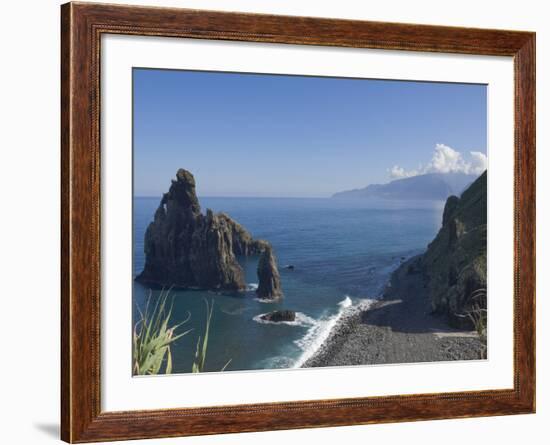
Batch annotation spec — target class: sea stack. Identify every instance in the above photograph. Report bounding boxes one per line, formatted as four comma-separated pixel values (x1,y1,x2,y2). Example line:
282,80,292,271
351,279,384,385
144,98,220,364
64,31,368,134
136,169,282,294
256,245,283,299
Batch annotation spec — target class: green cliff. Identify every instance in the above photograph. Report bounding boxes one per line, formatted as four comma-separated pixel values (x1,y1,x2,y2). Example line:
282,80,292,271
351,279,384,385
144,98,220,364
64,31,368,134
421,171,487,326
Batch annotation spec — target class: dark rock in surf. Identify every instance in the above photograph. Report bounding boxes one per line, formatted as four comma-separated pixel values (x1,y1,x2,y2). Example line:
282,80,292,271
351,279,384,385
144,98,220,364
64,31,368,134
260,310,296,323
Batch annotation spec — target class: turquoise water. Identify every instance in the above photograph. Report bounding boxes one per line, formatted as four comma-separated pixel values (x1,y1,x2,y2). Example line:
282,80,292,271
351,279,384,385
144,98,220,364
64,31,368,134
133,197,444,373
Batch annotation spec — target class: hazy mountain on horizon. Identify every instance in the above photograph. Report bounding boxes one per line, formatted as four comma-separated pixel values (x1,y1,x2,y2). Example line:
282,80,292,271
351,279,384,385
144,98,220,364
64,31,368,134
332,172,480,201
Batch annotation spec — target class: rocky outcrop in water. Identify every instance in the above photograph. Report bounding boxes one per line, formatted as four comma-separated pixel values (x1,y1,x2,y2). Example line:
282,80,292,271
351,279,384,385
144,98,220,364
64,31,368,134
386,171,487,328
260,310,296,323
216,213,268,256
136,169,282,295
256,245,283,299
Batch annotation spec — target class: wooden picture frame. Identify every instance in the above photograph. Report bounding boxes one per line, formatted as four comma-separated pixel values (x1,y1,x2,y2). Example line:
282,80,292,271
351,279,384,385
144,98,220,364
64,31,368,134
61,2,535,442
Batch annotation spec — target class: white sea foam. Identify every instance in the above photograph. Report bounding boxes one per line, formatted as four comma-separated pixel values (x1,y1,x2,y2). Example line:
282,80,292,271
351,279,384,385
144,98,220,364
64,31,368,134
253,297,275,304
252,296,376,369
292,296,375,368
253,312,317,327
246,283,259,291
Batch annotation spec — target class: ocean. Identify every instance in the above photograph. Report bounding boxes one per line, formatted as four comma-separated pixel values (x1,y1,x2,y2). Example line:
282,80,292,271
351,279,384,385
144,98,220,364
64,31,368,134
133,196,445,374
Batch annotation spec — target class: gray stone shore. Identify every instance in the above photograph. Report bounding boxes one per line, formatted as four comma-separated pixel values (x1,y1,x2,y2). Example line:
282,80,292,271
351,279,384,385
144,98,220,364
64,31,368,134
302,257,485,368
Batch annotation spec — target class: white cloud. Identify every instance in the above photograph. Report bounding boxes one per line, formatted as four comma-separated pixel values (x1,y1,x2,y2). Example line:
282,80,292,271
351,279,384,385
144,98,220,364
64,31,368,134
389,165,418,179
389,144,487,179
469,151,488,174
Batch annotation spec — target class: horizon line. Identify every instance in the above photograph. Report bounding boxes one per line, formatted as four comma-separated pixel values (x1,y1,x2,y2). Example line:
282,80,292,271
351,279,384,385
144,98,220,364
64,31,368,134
134,195,333,199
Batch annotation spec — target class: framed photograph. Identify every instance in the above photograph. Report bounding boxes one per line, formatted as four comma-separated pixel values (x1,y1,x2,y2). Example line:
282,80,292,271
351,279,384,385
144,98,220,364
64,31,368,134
61,2,535,442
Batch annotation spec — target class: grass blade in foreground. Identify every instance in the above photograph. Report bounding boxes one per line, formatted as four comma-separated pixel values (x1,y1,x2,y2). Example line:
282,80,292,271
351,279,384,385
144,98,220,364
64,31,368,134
133,289,191,375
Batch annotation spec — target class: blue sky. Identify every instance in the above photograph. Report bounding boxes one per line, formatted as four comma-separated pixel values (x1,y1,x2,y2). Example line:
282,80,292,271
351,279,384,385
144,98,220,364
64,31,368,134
133,68,487,197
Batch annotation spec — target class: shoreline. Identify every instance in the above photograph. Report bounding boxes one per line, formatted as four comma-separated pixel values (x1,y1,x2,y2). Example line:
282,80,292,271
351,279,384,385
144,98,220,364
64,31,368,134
301,256,485,368
292,297,372,368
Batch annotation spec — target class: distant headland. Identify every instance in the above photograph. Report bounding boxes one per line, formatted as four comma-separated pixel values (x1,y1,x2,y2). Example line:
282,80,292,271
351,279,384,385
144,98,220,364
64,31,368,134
332,172,476,201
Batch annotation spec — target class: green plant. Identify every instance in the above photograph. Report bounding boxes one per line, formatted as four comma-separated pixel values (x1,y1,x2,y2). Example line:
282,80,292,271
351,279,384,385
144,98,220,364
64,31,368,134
133,289,191,375
192,299,232,373
465,288,487,358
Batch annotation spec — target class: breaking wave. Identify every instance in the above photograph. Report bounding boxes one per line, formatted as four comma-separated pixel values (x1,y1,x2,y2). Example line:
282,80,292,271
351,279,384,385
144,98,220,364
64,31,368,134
246,283,259,291
292,296,374,368
252,296,376,370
